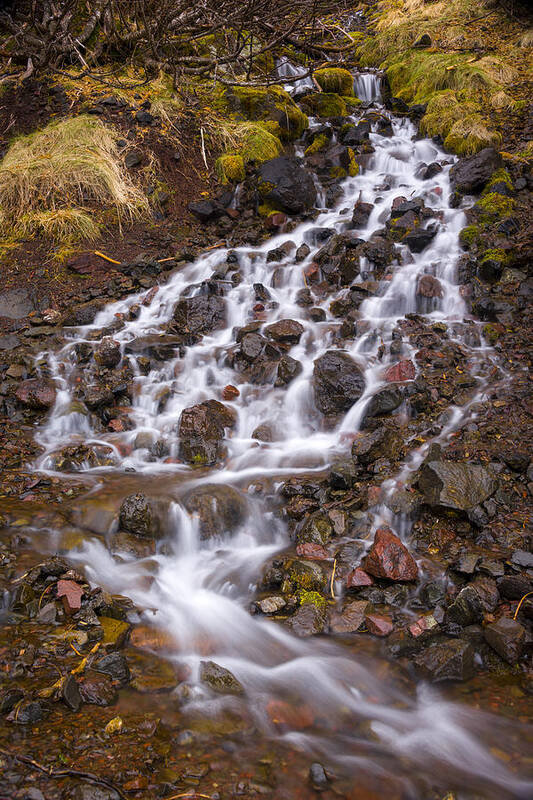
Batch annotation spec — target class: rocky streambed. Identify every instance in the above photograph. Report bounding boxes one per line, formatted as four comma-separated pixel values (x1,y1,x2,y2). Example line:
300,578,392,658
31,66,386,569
0,70,532,800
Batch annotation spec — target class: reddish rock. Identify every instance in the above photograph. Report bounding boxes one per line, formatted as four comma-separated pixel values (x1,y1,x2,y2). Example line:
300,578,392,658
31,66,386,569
264,318,304,345
362,527,418,581
384,359,415,382
56,579,84,614
266,699,314,729
303,263,320,283
346,567,374,588
222,384,240,401
391,195,407,210
328,600,368,633
266,212,288,229
142,286,159,306
365,613,394,637
417,274,443,298
367,486,382,507
94,336,121,368
296,542,329,560
15,378,56,410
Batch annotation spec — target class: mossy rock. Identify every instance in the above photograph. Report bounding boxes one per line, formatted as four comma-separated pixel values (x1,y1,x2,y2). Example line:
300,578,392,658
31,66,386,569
482,323,502,345
314,67,354,96
299,590,327,610
216,154,245,184
300,92,347,118
305,133,329,156
473,192,516,225
482,168,513,194
443,116,501,156
459,224,482,249
217,84,308,140
241,125,282,163
288,559,326,592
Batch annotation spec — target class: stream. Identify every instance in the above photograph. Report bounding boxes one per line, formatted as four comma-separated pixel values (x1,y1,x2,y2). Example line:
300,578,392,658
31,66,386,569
26,71,533,798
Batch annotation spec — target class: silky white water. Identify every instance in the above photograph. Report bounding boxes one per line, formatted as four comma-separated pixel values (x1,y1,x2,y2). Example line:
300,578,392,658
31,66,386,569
32,73,533,798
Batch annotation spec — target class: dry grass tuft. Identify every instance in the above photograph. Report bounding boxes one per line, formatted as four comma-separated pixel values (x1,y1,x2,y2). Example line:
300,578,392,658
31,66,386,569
0,115,148,242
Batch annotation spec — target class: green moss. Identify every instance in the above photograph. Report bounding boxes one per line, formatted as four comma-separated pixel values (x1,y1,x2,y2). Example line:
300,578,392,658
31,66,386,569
343,96,363,110
459,224,482,249
216,84,308,141
480,248,507,264
258,200,278,217
443,116,501,155
241,125,282,163
348,148,359,177
300,93,347,118
474,192,516,225
299,591,327,610
305,133,328,155
215,154,245,183
314,68,354,96
483,168,513,193
289,562,325,592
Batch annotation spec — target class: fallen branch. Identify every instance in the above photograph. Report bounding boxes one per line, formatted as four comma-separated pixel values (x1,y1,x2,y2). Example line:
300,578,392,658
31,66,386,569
0,747,128,800
94,250,122,265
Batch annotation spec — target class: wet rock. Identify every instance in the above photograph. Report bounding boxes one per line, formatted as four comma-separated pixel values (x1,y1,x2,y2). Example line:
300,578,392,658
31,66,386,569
241,332,264,361
484,617,526,664
63,299,105,326
83,384,114,410
384,359,415,382
328,600,368,633
313,350,365,415
446,585,483,626
296,511,334,546
352,201,373,228
362,527,418,581
127,649,177,692
296,542,329,560
94,337,121,368
8,700,46,724
79,674,118,706
109,531,155,558
258,156,316,214
364,385,402,421
365,613,394,637
498,575,532,601
178,399,236,465
264,318,304,345
352,427,401,465
346,568,374,589
183,483,247,539
417,275,443,298
173,294,226,338
309,762,328,791
95,652,130,686
119,493,165,539
403,227,437,253
418,461,497,512
511,550,533,569
287,602,325,637
256,596,286,614
49,443,117,471
188,199,224,222
15,378,56,409
62,674,82,711
450,147,501,194
200,660,244,695
414,639,475,682
0,287,37,318
276,354,303,386
341,119,370,146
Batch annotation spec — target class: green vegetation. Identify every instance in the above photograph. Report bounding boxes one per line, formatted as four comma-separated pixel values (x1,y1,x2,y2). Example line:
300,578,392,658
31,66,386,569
474,192,516,225
0,115,147,243
305,134,329,156
299,591,327,610
300,93,347,118
214,121,283,183
216,84,308,141
314,67,354,96
459,224,482,249
216,155,246,184
482,168,513,194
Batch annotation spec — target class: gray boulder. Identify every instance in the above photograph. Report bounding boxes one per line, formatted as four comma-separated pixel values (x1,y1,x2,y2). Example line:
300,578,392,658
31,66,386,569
258,157,316,214
418,460,496,512
313,350,365,415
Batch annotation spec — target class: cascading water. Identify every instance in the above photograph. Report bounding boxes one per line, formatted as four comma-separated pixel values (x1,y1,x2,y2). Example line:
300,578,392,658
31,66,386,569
30,72,533,798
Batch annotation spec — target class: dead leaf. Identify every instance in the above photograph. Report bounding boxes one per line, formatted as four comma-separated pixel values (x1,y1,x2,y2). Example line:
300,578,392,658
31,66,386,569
56,579,84,614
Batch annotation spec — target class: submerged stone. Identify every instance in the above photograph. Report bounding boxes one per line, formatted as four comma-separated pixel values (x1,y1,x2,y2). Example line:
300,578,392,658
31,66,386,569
200,660,244,695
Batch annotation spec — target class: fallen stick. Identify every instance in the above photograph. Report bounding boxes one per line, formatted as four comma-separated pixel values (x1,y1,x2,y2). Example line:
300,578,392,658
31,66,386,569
94,250,122,265
0,747,128,800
